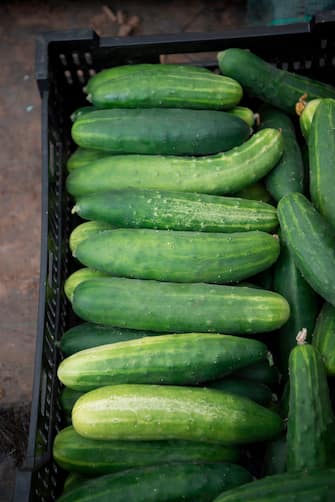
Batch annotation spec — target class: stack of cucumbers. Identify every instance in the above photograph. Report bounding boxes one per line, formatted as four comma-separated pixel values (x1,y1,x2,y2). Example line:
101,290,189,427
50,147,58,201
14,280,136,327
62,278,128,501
54,50,335,501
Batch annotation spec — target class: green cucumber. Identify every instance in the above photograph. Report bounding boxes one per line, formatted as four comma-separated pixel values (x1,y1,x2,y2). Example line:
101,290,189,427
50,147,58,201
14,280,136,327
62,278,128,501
227,106,254,127
59,323,158,356
73,189,278,234
278,192,335,307
89,64,242,110
60,388,83,417
67,148,109,172
58,333,267,391
262,435,287,476
235,182,273,204
218,48,335,114
71,106,98,122
67,129,284,197
313,302,335,375
64,268,107,303
206,378,272,405
63,473,87,493
259,105,304,201
272,233,319,376
69,221,114,254
309,98,335,229
213,469,335,501
74,229,280,284
72,384,283,443
54,426,240,475
73,278,290,334
297,97,321,139
287,338,334,472
57,462,252,502
233,360,280,386
71,108,250,156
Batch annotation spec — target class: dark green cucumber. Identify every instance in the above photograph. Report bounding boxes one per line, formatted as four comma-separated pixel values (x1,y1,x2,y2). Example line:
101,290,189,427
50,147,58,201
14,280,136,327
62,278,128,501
58,462,251,502
63,473,87,493
59,323,159,356
74,229,280,284
69,221,114,254
297,98,321,140
213,469,335,502
71,106,98,122
232,360,280,387
67,148,109,172
89,64,242,110
262,435,287,476
287,340,334,472
259,105,304,201
235,182,273,204
309,98,335,229
67,129,284,197
72,384,283,443
313,302,335,375
58,333,267,391
218,48,335,114
64,268,107,303
54,426,240,475
206,378,272,405
72,278,290,334
272,233,319,376
71,108,250,156
60,388,84,416
278,192,335,307
73,189,278,233
228,106,254,127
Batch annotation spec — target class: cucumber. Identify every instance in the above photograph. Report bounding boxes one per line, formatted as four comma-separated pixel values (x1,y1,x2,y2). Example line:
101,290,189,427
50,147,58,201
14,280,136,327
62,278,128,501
71,108,250,156
58,333,267,391
72,189,278,234
67,148,109,172
206,378,272,405
71,106,98,122
54,426,240,475
227,106,254,127
259,105,304,201
272,234,319,376
69,221,113,254
262,435,287,476
60,388,83,417
296,97,321,139
72,384,283,443
313,302,335,376
278,192,335,307
218,48,335,114
287,339,334,472
66,129,284,197
235,182,273,204
64,268,107,303
309,98,335,230
63,473,87,493
59,323,159,356
233,360,280,387
213,469,335,501
89,64,242,110
57,462,252,502
74,229,280,284
72,278,290,334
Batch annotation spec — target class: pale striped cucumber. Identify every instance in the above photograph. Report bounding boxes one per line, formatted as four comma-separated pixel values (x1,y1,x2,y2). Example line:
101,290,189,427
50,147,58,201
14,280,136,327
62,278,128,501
67,148,109,172
64,268,107,303
66,129,284,197
309,98,335,230
58,333,268,391
74,229,280,284
69,221,113,254
313,302,335,376
72,278,290,334
72,189,278,233
60,388,83,418
72,385,283,443
278,192,335,307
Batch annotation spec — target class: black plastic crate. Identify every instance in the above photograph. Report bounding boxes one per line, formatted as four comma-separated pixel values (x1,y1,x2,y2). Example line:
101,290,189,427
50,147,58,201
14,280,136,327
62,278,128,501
14,14,335,501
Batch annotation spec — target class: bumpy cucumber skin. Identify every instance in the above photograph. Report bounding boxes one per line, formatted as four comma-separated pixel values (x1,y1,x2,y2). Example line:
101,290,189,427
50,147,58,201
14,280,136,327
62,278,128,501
73,189,278,234
54,426,240,475
71,108,250,156
259,105,304,201
67,129,284,197
69,221,113,254
64,268,107,303
59,323,159,356
58,333,267,391
313,302,335,375
206,378,272,405
235,182,273,204
74,229,280,284
273,235,319,376
309,99,335,230
72,277,290,334
213,468,335,502
287,344,334,472
233,360,280,386
278,192,335,307
67,148,109,172
218,48,335,114
72,384,283,444
57,462,252,502
299,98,321,139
